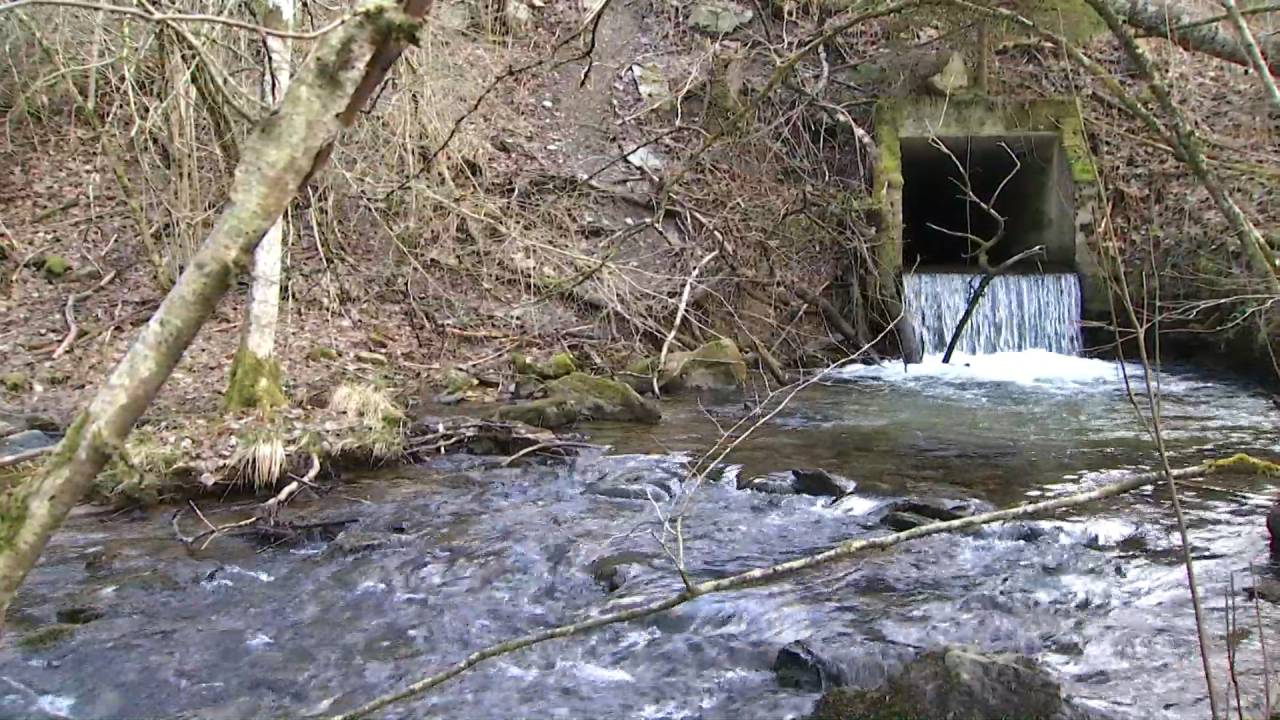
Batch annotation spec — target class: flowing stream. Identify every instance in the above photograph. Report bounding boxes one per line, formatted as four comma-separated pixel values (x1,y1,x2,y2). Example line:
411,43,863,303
1,353,1278,720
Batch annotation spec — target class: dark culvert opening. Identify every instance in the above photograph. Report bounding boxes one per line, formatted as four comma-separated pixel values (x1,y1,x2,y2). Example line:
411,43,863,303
900,133,1075,271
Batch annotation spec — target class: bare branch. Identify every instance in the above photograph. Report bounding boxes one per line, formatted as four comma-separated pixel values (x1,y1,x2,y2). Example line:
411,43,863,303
1219,0,1280,113
0,0,355,39
654,249,720,398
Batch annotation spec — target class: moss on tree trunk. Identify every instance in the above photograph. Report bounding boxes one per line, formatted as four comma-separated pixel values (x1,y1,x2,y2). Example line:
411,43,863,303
225,347,287,411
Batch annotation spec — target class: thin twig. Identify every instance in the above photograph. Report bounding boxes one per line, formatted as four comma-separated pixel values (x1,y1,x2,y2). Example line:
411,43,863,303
653,250,719,397
1219,0,1280,114
1248,562,1274,716
499,441,599,467
0,0,354,39
53,269,118,359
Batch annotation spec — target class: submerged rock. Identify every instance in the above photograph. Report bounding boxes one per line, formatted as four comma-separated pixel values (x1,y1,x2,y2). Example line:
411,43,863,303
741,469,854,498
55,606,104,625
880,511,935,532
891,500,966,521
790,469,854,497
994,521,1051,543
588,551,651,593
876,498,975,531
808,646,1094,720
1244,578,1280,605
328,528,405,555
743,475,799,495
774,640,848,692
584,473,677,503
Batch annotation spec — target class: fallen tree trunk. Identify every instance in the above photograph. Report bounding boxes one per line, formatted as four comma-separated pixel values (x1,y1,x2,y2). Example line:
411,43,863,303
1083,0,1280,294
329,455,1272,719
0,0,434,628
1102,0,1279,74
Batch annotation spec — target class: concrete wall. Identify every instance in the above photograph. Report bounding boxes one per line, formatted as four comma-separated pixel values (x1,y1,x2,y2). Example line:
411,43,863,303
873,96,1107,318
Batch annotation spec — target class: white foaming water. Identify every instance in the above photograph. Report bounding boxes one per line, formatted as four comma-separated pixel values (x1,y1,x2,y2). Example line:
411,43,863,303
838,350,1143,390
905,272,1082,355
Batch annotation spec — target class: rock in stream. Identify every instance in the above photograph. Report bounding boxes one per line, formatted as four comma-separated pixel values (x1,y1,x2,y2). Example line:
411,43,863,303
808,646,1103,720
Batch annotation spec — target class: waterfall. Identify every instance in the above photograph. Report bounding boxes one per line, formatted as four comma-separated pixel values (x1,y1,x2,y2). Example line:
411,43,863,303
904,272,1082,356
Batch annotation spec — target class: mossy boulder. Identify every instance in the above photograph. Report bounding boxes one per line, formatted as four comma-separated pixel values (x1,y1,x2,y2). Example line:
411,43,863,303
443,367,479,394
548,373,660,423
493,397,583,429
495,373,661,429
306,346,340,362
808,646,1081,720
925,51,968,95
687,0,752,33
1,372,29,393
40,254,69,278
512,352,577,380
623,339,748,394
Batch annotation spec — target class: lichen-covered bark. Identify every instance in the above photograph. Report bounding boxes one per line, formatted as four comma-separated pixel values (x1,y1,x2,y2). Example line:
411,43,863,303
228,0,294,411
0,0,432,627
1102,0,1279,74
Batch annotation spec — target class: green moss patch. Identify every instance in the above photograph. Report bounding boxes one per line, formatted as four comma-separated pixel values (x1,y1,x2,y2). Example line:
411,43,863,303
225,346,287,412
18,623,76,650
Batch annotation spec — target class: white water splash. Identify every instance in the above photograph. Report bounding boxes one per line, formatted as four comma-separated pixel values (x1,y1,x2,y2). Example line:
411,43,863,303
905,272,1082,355
839,350,1131,389
557,660,635,684
246,633,274,648
37,694,75,718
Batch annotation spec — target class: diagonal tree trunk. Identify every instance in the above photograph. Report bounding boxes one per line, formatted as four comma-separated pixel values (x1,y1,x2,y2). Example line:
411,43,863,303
0,0,433,629
226,0,294,411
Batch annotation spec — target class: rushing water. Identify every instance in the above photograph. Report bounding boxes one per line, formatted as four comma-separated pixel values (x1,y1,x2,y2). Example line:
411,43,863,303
1,354,1277,720
905,272,1083,355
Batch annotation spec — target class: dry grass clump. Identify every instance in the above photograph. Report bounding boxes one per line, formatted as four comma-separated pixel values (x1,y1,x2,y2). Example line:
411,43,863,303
328,382,406,461
230,429,287,491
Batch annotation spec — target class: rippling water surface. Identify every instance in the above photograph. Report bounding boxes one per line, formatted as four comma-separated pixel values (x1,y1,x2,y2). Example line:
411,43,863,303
2,352,1277,719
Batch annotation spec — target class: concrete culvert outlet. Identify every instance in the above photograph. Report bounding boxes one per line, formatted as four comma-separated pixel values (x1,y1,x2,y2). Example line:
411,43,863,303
900,133,1076,270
